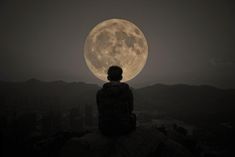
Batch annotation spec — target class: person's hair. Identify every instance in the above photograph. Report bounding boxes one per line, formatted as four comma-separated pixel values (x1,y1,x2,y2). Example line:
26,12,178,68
107,66,123,81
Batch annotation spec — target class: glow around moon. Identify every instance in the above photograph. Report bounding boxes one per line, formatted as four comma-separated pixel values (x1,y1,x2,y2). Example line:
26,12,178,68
84,19,148,82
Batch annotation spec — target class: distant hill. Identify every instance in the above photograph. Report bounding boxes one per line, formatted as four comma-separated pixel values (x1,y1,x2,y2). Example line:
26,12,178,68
0,79,99,113
1,80,234,126
134,84,235,126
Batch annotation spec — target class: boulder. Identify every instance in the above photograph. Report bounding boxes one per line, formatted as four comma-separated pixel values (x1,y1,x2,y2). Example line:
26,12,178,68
59,126,192,157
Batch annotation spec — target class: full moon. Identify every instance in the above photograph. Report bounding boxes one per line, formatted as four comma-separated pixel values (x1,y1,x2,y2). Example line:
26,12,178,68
84,19,148,82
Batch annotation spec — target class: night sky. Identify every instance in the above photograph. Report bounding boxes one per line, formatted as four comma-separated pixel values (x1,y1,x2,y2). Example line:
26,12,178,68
1,0,235,88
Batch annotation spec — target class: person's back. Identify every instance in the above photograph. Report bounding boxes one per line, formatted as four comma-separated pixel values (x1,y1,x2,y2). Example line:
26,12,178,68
96,66,136,136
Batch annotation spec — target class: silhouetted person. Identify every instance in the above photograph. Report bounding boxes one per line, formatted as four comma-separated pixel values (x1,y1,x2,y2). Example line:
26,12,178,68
96,66,136,136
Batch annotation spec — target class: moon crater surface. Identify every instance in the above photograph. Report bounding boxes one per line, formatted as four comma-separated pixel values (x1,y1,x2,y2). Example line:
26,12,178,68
84,19,148,82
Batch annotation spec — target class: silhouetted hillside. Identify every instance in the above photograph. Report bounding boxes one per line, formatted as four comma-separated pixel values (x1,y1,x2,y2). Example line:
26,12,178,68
134,84,235,126
0,79,99,113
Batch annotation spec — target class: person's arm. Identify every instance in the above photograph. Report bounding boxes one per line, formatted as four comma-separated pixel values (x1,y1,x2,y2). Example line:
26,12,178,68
128,88,134,113
96,90,100,110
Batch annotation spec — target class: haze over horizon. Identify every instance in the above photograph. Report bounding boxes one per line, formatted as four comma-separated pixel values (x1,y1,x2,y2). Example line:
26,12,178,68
1,0,235,88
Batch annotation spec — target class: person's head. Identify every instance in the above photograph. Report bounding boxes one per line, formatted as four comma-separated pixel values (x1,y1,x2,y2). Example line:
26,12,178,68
107,66,123,81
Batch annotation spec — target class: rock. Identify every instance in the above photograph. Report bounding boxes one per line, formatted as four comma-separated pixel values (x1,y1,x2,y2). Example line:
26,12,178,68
59,126,192,157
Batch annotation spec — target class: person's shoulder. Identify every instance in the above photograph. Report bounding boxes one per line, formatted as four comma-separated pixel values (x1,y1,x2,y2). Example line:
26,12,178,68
96,85,104,95
120,82,130,89
102,82,130,89
102,82,111,88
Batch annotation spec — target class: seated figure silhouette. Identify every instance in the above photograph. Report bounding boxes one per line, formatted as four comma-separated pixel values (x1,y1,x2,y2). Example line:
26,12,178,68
96,66,136,136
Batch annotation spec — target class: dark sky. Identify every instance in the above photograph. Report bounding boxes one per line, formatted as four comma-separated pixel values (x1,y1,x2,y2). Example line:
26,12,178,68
1,0,235,88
